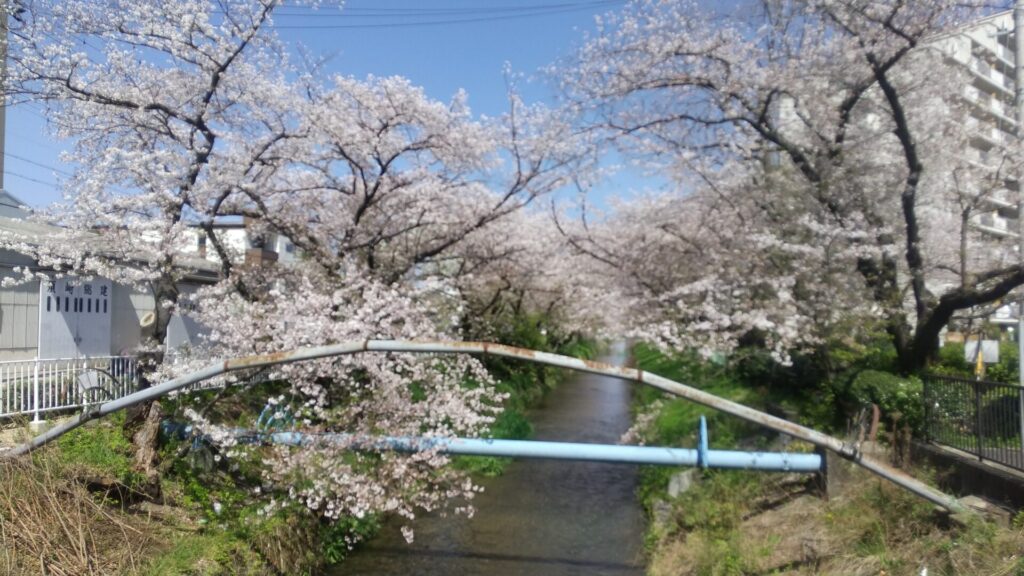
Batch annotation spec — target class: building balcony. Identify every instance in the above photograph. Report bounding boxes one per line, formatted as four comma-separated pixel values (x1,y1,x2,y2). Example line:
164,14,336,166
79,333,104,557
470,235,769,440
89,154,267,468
970,61,1015,98
974,210,1021,238
966,117,1014,148
996,42,1016,67
972,222,1018,238
963,87,1018,127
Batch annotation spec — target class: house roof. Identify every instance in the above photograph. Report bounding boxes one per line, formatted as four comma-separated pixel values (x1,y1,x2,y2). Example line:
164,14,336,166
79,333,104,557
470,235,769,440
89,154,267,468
0,190,32,220
0,214,221,282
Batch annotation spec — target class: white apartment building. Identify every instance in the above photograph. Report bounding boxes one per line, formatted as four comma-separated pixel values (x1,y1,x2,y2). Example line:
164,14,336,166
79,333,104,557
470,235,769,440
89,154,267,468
932,9,1020,235
930,7,1024,328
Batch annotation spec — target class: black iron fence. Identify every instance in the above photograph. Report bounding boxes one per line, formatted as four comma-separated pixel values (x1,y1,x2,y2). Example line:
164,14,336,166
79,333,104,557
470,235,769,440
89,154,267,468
923,374,1024,472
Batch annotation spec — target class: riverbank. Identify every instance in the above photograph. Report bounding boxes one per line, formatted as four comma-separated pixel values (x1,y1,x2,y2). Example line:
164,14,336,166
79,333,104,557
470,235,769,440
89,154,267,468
629,345,1024,575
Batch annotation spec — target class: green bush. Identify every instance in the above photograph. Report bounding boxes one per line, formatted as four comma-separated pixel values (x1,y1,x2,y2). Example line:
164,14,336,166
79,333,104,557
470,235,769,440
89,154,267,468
848,370,923,434
319,513,380,565
453,407,533,476
933,341,1020,384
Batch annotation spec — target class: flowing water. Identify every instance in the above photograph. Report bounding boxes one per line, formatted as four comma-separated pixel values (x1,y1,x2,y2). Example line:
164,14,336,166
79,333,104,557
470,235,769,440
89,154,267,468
335,342,646,575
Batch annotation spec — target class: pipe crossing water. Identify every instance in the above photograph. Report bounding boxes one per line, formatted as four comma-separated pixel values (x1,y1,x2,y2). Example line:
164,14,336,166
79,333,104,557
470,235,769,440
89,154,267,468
0,339,966,513
165,414,822,472
261,431,822,472
240,413,819,471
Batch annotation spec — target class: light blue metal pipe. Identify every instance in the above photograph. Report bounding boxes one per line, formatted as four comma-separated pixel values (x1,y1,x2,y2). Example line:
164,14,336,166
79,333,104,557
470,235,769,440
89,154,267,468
261,433,822,472
698,415,709,469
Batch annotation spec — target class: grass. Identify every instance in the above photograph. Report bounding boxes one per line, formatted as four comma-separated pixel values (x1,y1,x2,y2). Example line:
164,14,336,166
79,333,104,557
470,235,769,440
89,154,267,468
140,531,269,576
647,457,1024,575
634,344,1024,576
630,343,765,525
55,412,147,490
0,450,158,575
1,415,325,575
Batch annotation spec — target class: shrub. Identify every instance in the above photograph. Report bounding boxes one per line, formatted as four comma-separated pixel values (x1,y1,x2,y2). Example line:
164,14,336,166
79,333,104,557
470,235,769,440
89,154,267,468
933,341,1020,384
978,391,1022,440
848,370,923,434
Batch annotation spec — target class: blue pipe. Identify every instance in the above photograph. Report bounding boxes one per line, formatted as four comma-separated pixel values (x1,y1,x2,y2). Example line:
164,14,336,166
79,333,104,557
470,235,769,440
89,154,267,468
262,432,822,472
163,411,821,473
698,415,709,469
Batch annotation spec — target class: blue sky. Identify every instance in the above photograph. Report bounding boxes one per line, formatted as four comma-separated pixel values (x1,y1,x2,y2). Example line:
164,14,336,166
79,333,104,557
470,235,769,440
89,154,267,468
4,0,651,209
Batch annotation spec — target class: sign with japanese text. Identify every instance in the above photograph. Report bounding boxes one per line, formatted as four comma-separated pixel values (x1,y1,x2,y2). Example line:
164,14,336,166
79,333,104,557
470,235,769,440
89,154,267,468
38,276,113,358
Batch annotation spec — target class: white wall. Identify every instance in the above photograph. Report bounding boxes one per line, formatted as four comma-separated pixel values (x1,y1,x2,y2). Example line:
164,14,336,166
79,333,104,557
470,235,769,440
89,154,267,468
0,268,38,361
110,283,210,357
37,276,112,358
0,272,210,360
110,284,151,356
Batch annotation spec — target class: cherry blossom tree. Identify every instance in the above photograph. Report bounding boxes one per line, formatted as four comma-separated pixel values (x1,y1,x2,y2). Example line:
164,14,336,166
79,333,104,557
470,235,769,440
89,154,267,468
5,0,302,386
559,0,1022,372
436,207,591,340
181,262,500,541
3,0,316,470
3,0,591,538
241,74,590,284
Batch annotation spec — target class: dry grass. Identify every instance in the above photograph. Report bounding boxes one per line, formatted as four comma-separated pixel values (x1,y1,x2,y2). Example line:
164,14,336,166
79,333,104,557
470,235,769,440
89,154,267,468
647,466,1024,576
0,453,158,575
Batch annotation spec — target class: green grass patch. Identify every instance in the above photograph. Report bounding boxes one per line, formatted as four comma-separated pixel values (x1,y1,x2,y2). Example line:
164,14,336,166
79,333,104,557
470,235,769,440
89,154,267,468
141,530,268,576
52,413,146,489
631,343,765,519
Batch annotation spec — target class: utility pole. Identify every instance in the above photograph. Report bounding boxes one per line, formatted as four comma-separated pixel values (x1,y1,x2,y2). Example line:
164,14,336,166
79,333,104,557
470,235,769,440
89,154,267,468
0,3,8,192
1014,0,1024,449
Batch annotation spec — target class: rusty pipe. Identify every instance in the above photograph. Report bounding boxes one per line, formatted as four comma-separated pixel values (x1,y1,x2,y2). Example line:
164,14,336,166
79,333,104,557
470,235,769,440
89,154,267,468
0,339,966,513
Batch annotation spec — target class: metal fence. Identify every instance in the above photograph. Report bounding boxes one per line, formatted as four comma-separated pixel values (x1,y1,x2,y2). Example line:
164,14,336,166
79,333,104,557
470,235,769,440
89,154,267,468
923,374,1024,472
0,356,139,420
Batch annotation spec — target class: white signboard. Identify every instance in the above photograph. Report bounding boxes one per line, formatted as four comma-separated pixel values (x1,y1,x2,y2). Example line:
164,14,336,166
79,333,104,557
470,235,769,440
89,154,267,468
38,276,112,359
964,340,1000,364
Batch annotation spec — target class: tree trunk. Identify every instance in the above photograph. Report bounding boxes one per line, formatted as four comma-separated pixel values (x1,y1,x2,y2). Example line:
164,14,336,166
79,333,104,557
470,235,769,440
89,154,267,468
131,401,163,481
123,277,179,475
891,311,945,376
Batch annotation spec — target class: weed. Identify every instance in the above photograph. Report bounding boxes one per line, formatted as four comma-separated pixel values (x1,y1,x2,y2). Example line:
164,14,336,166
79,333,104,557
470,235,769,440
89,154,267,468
54,414,146,489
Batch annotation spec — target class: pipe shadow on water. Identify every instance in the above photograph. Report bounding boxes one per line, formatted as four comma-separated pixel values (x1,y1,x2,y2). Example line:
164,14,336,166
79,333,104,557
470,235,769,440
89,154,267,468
361,547,643,571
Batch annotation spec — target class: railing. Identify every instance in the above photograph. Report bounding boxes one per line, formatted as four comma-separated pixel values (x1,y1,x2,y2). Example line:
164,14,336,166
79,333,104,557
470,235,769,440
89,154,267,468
924,374,1024,472
998,43,1015,64
0,356,138,421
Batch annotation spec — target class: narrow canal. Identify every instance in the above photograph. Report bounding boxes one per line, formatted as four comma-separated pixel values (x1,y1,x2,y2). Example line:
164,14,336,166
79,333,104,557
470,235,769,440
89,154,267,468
337,342,646,575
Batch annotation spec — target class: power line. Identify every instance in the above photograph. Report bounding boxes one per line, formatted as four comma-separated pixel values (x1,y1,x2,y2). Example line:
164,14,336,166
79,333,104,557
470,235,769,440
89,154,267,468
17,103,49,122
4,152,74,177
5,170,60,190
269,1,624,29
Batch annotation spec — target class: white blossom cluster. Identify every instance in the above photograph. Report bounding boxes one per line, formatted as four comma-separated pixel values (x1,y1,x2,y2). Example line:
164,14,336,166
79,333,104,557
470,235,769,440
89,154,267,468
181,264,505,537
